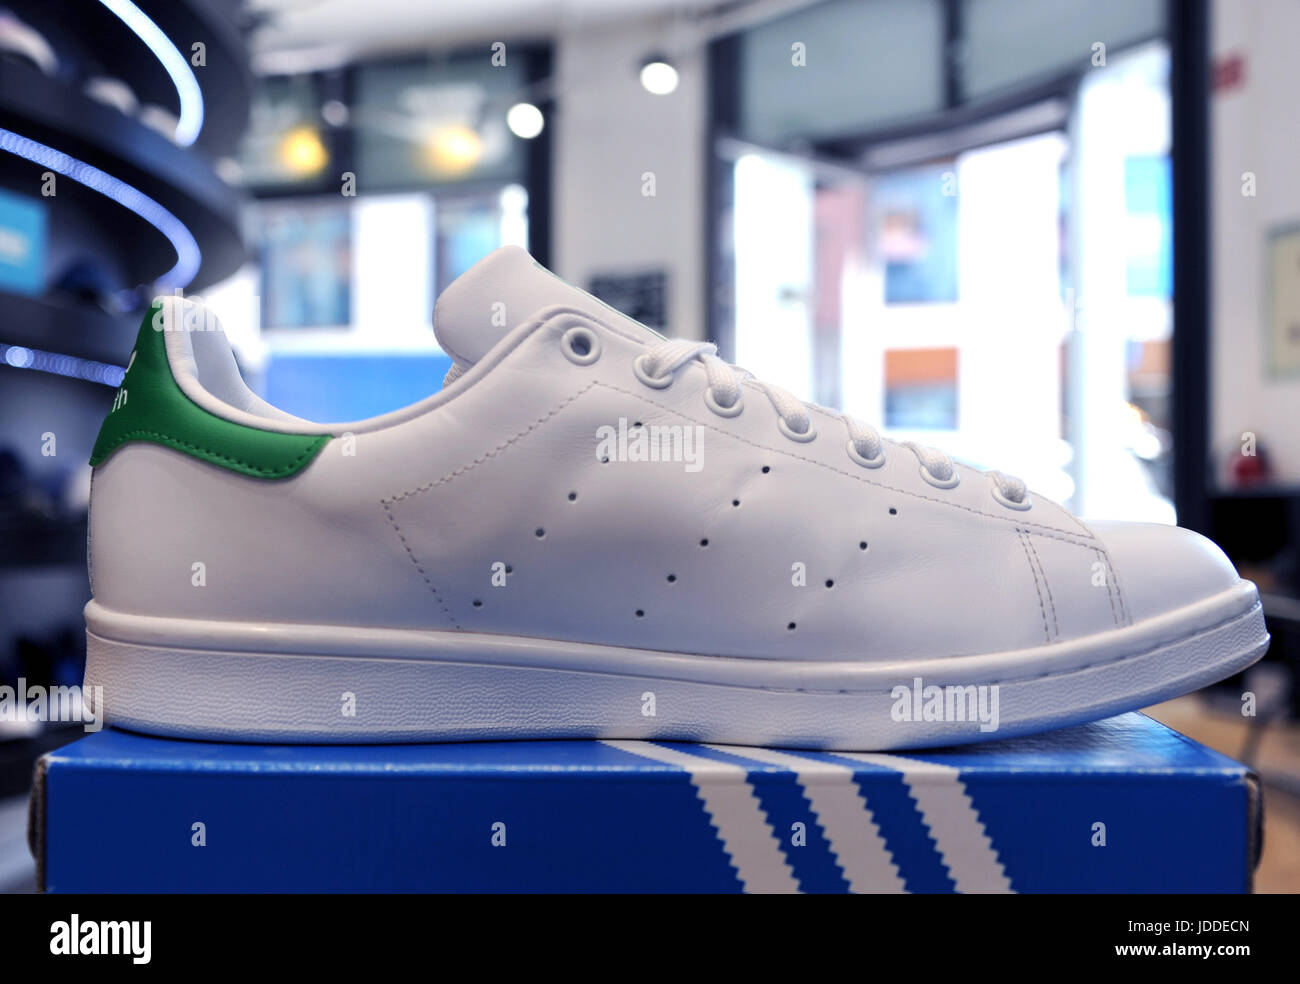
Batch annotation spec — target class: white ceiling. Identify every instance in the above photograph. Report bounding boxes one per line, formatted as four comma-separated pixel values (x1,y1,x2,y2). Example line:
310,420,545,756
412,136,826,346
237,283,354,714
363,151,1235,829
247,0,710,67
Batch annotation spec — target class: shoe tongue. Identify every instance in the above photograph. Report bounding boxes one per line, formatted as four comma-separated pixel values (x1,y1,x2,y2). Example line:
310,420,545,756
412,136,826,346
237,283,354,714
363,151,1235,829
433,245,658,366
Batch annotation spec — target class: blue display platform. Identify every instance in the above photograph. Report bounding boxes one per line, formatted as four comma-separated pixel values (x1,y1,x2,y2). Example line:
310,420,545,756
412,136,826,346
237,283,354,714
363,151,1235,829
31,712,1260,893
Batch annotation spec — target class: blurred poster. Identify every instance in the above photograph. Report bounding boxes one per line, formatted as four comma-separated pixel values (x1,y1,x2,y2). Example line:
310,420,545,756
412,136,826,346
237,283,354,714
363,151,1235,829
588,271,667,332
874,164,958,304
435,193,503,296
1267,223,1300,376
0,188,47,295
259,204,352,330
1123,155,1172,297
884,347,958,430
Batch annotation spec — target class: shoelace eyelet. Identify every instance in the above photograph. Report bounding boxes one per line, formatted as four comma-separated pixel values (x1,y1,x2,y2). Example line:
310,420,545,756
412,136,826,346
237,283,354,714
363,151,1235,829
560,326,601,366
846,440,885,469
991,485,1032,511
777,417,817,443
703,387,743,418
637,338,1026,499
919,463,960,489
633,353,674,389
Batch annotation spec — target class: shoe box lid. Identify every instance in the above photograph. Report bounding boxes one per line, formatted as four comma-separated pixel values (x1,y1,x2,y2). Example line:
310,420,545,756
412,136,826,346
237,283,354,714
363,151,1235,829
30,712,1259,893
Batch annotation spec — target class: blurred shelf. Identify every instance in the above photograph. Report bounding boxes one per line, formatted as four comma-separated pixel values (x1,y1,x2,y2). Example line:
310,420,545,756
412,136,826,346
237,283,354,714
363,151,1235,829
1262,593,1300,625
0,514,87,570
0,725,83,801
0,292,135,366
0,58,246,288
1211,484,1300,500
112,0,252,156
4,0,251,158
0,792,36,893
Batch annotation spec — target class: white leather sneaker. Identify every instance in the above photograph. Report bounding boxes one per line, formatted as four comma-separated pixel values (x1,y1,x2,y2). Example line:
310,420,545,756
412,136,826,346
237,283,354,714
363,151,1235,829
84,246,1269,749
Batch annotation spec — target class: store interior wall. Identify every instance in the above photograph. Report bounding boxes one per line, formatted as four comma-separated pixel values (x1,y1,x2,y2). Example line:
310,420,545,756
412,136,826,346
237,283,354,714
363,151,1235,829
552,15,706,341
1210,0,1300,486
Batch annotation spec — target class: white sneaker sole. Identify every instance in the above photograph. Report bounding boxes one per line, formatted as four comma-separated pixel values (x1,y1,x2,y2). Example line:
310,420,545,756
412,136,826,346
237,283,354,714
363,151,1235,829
83,580,1268,750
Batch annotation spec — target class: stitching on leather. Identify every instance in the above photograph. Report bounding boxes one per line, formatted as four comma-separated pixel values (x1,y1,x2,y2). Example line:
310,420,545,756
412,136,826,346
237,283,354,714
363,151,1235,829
382,502,460,630
1036,538,1061,640
1060,511,1112,556
385,382,597,504
1093,547,1121,628
591,379,1094,539
1103,545,1131,626
100,429,327,477
380,383,597,626
1100,547,1121,628
1017,531,1052,644
1022,523,1125,626
1011,525,1099,552
1022,498,1093,540
1020,530,1060,641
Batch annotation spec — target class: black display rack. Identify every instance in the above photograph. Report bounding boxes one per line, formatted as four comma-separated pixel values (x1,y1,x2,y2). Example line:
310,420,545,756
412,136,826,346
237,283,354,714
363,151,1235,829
0,1,251,566
0,2,254,841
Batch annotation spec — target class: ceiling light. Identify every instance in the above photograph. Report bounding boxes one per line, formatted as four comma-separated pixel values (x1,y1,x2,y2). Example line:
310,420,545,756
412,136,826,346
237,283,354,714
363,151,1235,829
506,102,544,140
426,125,482,176
321,99,349,127
280,126,328,175
640,59,679,95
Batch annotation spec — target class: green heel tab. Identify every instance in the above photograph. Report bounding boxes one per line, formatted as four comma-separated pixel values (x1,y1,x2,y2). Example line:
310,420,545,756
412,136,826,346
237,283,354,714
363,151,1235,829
89,301,329,479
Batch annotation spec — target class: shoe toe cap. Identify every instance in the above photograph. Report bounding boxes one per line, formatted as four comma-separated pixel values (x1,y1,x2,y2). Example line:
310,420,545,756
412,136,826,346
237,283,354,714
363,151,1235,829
1087,519,1243,624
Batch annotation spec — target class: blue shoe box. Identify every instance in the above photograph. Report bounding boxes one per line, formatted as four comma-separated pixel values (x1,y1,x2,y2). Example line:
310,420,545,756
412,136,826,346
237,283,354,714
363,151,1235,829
31,712,1259,893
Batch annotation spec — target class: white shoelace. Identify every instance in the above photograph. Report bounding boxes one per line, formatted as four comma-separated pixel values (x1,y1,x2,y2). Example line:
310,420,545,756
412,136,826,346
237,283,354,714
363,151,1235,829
638,339,1028,505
